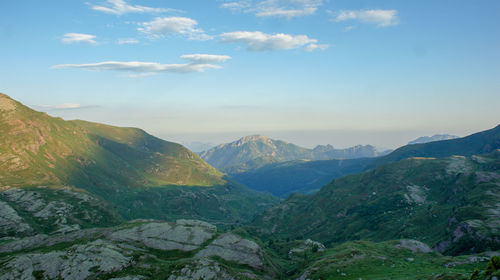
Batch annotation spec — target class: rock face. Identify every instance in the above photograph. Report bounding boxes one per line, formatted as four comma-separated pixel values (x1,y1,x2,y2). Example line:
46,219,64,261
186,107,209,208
0,200,33,236
109,221,216,251
195,233,264,269
167,259,235,280
0,240,131,280
0,219,267,280
0,187,122,238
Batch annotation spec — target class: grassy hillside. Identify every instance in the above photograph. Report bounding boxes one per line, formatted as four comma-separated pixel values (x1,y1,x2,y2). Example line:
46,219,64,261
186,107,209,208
230,157,375,197
0,93,224,188
254,151,500,255
0,93,278,223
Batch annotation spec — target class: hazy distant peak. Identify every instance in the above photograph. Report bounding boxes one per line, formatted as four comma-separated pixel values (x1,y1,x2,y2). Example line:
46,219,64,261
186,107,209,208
408,134,459,145
234,135,275,146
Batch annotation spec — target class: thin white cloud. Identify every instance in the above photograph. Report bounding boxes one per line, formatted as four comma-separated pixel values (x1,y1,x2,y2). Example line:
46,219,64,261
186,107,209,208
138,17,212,40
333,9,399,27
220,31,325,51
91,0,174,15
180,54,232,63
304,43,330,52
221,0,322,18
62,33,97,45
51,54,231,76
117,38,139,44
35,104,99,110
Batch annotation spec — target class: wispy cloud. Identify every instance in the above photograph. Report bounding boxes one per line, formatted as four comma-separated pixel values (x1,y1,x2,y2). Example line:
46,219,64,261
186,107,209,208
304,43,330,52
220,31,327,51
91,0,175,15
221,0,322,19
117,38,139,44
332,9,399,27
51,54,231,76
138,17,212,40
180,54,232,63
61,33,97,44
35,104,98,110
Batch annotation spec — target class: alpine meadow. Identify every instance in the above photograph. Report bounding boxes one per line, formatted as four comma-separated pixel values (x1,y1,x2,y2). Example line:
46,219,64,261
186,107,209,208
0,0,499,279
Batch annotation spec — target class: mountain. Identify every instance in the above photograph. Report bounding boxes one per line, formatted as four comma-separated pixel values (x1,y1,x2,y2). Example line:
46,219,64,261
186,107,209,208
230,157,375,197
372,124,500,168
199,134,388,173
253,151,500,256
0,93,278,223
409,134,459,144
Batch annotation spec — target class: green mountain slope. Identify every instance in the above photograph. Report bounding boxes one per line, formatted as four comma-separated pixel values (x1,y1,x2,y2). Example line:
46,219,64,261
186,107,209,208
372,124,500,168
230,157,375,197
199,135,387,173
0,93,224,188
0,93,278,223
253,151,500,255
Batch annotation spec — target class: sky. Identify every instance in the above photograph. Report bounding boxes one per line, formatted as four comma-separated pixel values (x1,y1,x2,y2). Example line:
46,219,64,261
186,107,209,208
1,0,499,149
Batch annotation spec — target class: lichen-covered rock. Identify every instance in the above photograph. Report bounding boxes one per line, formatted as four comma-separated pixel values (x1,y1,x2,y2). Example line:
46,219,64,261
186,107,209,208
195,233,263,269
396,239,433,253
167,258,235,280
0,228,104,253
0,200,33,236
109,276,146,280
109,220,216,251
0,240,131,280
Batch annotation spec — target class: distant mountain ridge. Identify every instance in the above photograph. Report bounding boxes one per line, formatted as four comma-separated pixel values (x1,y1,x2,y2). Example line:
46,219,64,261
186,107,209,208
408,134,459,144
373,124,500,168
199,134,389,172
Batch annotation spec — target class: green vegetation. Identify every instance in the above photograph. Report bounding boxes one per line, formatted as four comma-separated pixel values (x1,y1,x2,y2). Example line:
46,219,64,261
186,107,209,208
254,151,500,255
230,157,375,197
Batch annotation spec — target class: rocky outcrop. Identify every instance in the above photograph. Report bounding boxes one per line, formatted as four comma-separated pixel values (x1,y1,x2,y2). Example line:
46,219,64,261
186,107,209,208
396,239,433,253
0,240,131,280
109,221,216,251
0,200,33,236
0,187,122,237
195,233,263,269
167,259,235,280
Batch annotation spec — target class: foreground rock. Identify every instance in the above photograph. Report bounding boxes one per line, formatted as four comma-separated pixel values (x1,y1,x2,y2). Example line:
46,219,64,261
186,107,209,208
195,233,264,269
109,220,216,251
0,240,131,280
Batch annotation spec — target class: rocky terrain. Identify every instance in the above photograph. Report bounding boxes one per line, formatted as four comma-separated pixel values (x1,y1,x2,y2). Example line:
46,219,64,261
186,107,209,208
0,219,270,280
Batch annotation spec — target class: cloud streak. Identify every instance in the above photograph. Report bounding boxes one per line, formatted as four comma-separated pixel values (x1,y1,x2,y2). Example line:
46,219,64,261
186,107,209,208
91,0,174,15
333,9,399,27
35,104,99,110
220,31,327,51
138,17,212,40
61,33,97,44
117,38,139,44
221,0,322,18
51,54,231,76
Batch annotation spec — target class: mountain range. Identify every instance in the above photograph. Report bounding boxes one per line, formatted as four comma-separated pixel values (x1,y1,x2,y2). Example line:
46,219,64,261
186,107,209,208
199,134,390,174
1,93,499,279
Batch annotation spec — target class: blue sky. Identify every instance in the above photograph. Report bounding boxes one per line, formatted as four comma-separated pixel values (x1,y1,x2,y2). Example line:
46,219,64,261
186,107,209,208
1,0,499,148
